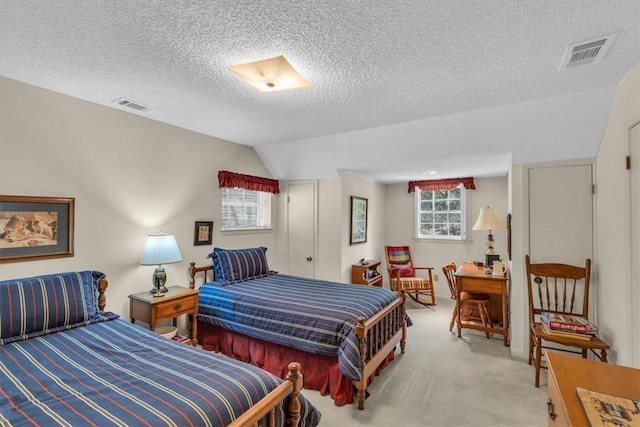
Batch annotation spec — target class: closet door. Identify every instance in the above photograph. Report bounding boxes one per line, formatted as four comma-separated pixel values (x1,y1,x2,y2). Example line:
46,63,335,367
287,181,316,278
528,164,593,265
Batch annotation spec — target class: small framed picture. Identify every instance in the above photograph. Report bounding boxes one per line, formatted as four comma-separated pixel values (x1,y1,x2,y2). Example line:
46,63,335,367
349,196,368,245
194,221,213,246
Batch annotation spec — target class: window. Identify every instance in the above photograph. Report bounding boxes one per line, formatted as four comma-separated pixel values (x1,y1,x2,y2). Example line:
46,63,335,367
415,184,467,240
221,188,271,230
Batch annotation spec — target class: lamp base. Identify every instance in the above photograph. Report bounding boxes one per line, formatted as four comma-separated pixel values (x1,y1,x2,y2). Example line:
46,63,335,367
149,266,168,295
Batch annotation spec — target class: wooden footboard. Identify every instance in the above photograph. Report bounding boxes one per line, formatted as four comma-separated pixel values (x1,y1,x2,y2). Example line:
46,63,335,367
230,362,302,427
188,261,407,411
354,291,406,410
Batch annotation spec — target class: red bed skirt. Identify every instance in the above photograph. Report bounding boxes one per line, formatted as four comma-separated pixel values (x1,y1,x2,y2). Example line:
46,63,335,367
198,322,395,406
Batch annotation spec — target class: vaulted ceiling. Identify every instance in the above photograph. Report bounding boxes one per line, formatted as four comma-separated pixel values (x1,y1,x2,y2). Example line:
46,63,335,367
1,1,638,183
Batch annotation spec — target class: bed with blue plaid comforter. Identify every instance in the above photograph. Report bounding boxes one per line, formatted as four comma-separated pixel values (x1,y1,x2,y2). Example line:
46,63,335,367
198,274,401,382
0,317,320,426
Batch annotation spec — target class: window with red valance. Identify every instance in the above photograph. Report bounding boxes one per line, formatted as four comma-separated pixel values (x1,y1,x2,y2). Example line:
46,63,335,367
218,170,280,194
407,177,475,193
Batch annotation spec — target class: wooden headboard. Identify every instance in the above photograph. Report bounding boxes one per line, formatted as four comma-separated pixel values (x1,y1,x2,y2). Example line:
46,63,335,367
188,262,213,289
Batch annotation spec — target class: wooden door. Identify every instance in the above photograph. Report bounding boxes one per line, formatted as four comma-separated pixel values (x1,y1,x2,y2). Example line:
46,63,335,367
287,181,316,278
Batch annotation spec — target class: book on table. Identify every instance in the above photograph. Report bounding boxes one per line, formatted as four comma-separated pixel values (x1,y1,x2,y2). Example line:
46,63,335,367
541,323,593,341
540,312,598,334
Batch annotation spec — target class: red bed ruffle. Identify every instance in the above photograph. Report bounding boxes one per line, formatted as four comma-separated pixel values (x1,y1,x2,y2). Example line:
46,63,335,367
198,322,395,406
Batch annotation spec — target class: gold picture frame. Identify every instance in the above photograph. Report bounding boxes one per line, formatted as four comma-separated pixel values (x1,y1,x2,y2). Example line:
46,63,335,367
0,195,74,263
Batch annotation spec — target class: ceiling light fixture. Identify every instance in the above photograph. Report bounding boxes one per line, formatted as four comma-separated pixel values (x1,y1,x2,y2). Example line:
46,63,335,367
421,171,438,176
228,55,311,93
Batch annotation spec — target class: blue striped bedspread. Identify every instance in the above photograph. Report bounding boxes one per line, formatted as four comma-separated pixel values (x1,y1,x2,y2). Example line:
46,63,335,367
0,317,320,426
198,274,401,381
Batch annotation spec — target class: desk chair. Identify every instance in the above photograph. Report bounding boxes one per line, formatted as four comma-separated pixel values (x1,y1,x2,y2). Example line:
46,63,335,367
525,255,610,387
384,245,436,306
442,262,493,338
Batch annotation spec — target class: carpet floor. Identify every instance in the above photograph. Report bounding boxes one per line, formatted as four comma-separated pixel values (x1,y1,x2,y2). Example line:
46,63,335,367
303,296,548,426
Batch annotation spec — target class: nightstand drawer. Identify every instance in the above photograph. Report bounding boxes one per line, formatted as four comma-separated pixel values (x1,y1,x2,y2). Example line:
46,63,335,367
154,296,196,318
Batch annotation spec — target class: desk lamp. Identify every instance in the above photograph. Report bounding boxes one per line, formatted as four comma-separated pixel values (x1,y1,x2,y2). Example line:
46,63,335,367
472,207,506,267
140,233,183,296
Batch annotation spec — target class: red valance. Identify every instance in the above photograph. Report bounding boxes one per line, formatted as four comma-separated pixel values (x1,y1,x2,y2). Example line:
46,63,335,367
218,170,280,194
407,177,475,193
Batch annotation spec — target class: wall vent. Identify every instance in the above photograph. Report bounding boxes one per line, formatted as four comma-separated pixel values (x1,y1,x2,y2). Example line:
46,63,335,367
112,97,153,112
558,33,616,71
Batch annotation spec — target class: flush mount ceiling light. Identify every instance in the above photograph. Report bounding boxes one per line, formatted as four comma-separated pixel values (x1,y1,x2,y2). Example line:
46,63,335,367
228,55,311,93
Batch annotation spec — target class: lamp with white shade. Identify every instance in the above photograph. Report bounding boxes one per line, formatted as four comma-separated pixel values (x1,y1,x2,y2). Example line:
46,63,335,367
472,207,507,266
140,233,183,296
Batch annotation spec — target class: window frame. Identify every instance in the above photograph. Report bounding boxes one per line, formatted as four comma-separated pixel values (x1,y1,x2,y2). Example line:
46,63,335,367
220,187,272,231
414,184,468,241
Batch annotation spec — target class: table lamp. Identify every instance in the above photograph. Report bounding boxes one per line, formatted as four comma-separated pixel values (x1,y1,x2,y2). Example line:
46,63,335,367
472,207,507,267
140,233,183,295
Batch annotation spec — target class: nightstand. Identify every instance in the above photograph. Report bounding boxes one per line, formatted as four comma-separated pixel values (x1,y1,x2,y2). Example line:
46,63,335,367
351,260,383,287
128,286,198,346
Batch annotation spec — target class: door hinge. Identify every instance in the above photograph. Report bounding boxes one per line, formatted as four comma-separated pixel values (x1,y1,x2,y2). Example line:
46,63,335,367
592,184,596,195
627,155,631,170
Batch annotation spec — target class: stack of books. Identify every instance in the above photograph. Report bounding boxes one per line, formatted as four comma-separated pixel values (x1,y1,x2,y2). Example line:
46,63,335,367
540,312,598,341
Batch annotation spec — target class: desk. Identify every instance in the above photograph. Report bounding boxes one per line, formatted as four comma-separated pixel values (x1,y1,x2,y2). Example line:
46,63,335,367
455,262,509,346
546,352,640,426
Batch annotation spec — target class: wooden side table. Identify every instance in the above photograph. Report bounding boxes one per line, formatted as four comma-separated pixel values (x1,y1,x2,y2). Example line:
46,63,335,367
351,260,383,286
129,286,199,346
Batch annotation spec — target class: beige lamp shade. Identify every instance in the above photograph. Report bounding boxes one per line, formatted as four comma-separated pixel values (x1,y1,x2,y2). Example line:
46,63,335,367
472,207,506,255
472,207,507,231
228,55,311,93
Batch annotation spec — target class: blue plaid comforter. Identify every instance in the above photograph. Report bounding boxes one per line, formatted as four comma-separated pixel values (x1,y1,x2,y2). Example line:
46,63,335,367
198,274,400,381
0,318,320,426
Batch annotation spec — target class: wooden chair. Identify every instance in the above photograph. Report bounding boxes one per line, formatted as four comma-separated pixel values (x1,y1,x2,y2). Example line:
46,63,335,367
384,245,436,306
525,255,610,387
442,262,493,338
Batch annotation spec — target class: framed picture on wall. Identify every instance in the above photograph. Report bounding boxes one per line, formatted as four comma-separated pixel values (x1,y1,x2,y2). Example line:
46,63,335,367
194,221,213,245
0,195,74,263
350,196,368,245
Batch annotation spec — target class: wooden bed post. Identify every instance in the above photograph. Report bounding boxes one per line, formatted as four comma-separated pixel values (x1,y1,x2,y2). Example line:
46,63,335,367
286,362,302,427
97,276,108,311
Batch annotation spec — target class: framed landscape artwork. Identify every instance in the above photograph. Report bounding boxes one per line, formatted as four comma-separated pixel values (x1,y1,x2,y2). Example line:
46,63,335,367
0,195,74,263
350,196,368,245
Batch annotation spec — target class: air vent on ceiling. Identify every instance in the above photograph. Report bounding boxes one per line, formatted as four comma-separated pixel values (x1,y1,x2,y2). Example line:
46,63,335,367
112,97,153,112
558,33,616,71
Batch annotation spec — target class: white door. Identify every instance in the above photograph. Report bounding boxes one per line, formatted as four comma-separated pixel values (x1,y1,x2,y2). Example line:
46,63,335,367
287,181,316,278
630,122,640,367
529,164,593,265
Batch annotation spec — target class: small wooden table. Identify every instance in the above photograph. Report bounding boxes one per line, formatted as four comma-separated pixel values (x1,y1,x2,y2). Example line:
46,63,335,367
128,286,198,346
546,352,640,426
351,260,383,287
455,262,509,346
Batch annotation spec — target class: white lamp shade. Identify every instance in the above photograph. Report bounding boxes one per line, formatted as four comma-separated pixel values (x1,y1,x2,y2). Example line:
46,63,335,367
472,207,506,231
140,234,183,265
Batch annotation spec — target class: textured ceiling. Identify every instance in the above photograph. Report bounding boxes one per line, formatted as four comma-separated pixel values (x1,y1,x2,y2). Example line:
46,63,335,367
1,0,638,183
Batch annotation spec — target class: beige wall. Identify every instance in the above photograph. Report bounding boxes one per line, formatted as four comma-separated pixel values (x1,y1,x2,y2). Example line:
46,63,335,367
0,77,277,328
595,65,640,367
339,172,386,283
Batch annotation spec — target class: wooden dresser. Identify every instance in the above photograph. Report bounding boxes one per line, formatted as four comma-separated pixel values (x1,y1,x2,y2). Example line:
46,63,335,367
546,351,640,426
